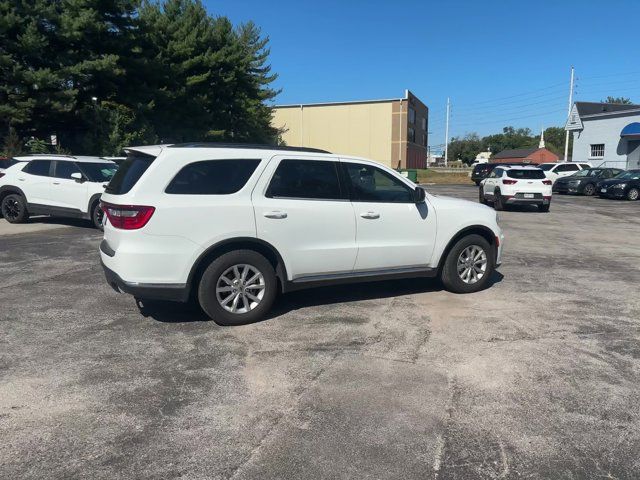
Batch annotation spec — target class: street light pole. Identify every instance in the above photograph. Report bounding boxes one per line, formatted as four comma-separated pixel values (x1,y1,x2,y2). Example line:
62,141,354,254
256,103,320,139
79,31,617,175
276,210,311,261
444,97,450,167
564,66,575,162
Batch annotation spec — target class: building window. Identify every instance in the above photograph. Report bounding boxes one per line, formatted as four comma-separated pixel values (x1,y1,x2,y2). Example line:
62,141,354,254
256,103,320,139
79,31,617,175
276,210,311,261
590,144,605,158
408,107,416,124
408,127,415,143
422,134,427,146
421,117,426,131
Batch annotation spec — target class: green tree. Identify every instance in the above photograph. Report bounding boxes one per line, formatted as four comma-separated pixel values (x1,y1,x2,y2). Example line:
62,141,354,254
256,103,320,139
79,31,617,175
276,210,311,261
603,96,633,104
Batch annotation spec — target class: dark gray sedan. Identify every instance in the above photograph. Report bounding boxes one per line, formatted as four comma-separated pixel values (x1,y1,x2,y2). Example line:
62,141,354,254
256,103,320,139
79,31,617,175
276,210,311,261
552,168,623,195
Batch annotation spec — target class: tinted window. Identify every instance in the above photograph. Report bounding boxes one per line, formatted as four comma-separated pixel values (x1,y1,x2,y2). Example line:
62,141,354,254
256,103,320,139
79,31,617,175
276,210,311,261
79,162,118,183
0,159,18,169
23,160,52,176
53,161,81,179
344,163,413,203
105,155,155,194
506,169,545,179
556,164,579,172
538,164,555,171
267,160,342,200
166,159,260,195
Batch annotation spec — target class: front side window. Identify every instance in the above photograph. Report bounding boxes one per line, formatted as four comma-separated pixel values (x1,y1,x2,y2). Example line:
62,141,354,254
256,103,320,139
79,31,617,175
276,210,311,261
266,159,342,200
53,161,81,179
23,160,52,176
166,159,260,195
343,162,413,203
590,144,605,157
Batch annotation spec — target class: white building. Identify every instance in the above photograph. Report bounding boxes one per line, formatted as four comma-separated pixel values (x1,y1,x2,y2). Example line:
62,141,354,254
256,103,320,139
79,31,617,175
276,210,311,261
566,102,640,169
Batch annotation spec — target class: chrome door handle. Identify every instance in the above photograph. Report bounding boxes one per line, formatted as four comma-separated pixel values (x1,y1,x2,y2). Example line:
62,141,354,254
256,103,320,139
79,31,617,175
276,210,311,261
360,211,380,219
263,211,287,219
18,178,25,181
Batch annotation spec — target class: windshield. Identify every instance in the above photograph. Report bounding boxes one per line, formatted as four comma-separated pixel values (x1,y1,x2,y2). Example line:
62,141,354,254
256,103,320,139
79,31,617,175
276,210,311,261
572,169,601,178
538,164,555,171
78,162,118,182
506,169,545,179
615,170,640,180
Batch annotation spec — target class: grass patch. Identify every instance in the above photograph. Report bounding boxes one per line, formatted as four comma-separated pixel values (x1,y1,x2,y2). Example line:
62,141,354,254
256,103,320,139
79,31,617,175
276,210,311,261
416,169,474,185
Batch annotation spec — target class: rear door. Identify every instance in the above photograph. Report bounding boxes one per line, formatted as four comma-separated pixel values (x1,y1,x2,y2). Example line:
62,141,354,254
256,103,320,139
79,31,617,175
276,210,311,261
49,161,88,210
341,159,436,271
252,156,357,280
19,160,52,204
553,163,580,179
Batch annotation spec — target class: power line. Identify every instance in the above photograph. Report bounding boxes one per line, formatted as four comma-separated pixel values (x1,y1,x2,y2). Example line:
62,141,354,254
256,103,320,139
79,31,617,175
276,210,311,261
454,81,566,108
453,108,566,128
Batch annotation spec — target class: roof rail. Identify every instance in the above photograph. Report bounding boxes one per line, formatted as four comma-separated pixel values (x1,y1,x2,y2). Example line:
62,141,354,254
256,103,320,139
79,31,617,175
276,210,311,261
167,143,331,154
22,153,77,159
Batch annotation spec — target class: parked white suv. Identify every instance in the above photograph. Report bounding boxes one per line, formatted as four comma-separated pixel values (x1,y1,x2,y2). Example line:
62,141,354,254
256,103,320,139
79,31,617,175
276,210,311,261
100,144,504,325
0,155,118,228
480,165,553,212
538,162,591,183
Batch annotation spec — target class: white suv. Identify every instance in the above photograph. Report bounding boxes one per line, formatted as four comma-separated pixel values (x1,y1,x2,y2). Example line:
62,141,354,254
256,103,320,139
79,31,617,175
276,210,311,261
480,165,552,212
0,155,118,229
538,162,591,183
100,144,504,325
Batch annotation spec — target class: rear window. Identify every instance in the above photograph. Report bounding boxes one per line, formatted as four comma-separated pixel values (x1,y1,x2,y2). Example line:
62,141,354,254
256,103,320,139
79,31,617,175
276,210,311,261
506,169,545,179
23,160,52,176
165,159,260,195
105,155,155,194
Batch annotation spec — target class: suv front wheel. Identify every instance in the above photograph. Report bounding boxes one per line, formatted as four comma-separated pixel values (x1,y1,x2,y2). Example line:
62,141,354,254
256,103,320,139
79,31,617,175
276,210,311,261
198,250,277,326
441,234,495,293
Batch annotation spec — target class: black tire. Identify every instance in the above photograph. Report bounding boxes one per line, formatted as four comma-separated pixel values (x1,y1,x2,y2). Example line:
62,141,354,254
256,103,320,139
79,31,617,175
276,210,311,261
478,187,487,205
538,203,550,212
626,188,639,201
583,183,596,196
493,190,504,211
197,249,277,326
1,194,29,223
441,234,495,294
91,201,104,230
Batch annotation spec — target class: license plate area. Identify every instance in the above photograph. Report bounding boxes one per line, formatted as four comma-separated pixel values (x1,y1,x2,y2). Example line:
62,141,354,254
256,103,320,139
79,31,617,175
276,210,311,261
524,193,534,199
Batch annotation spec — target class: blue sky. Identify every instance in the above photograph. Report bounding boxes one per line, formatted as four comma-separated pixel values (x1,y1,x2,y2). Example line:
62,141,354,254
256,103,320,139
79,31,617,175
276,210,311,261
209,0,640,148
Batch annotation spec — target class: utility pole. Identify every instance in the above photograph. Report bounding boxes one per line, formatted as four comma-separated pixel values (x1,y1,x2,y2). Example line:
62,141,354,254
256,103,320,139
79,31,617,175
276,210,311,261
444,97,450,167
564,66,575,162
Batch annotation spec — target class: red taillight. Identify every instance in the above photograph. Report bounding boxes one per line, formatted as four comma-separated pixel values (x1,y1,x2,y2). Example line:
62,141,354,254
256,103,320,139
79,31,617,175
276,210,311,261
100,202,155,230
542,180,552,185
502,179,518,185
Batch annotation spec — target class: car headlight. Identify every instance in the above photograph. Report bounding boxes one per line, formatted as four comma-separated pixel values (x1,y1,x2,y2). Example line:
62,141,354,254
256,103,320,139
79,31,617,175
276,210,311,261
613,183,626,189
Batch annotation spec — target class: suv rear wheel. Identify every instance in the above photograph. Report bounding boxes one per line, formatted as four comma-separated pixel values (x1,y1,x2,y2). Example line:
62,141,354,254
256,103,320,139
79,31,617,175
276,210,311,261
1,194,29,223
198,249,277,325
441,234,494,293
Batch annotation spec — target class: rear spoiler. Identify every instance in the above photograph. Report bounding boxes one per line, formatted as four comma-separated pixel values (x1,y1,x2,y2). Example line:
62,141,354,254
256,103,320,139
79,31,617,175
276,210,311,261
123,144,173,157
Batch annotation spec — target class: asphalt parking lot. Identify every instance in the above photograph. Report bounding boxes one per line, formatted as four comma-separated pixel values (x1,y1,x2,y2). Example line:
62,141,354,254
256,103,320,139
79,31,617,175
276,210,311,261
1,185,639,479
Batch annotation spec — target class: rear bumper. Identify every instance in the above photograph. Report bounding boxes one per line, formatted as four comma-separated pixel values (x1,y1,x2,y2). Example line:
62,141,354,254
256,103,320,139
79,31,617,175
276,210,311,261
102,262,189,302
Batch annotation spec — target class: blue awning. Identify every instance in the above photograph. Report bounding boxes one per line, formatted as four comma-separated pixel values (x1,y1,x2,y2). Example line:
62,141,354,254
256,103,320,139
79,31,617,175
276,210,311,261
621,122,640,137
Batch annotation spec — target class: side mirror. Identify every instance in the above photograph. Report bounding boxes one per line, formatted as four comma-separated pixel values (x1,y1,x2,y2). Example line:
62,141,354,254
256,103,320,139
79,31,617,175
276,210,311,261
71,172,84,182
413,186,426,203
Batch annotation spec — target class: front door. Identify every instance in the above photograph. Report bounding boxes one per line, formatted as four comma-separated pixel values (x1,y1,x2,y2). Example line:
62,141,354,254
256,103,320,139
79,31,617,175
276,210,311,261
341,160,436,271
50,161,88,211
252,156,357,280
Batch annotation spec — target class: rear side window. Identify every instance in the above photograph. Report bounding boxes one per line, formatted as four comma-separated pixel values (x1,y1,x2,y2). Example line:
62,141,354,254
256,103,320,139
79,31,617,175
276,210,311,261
506,169,545,179
0,159,17,169
266,160,343,200
23,160,52,176
166,159,260,195
106,155,155,194
556,164,579,172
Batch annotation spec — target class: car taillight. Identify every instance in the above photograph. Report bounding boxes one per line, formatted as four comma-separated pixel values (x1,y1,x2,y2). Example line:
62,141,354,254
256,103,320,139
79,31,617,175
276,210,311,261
502,179,517,185
100,202,155,230
542,180,552,185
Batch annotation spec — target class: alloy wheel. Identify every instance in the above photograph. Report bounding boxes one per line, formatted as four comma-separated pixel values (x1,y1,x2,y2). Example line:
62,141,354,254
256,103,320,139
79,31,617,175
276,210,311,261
628,188,639,201
2,198,21,220
215,264,266,314
457,245,488,284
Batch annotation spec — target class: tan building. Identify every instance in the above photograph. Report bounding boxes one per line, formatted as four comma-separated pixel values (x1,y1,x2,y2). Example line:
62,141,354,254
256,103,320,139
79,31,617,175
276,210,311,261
271,90,428,169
